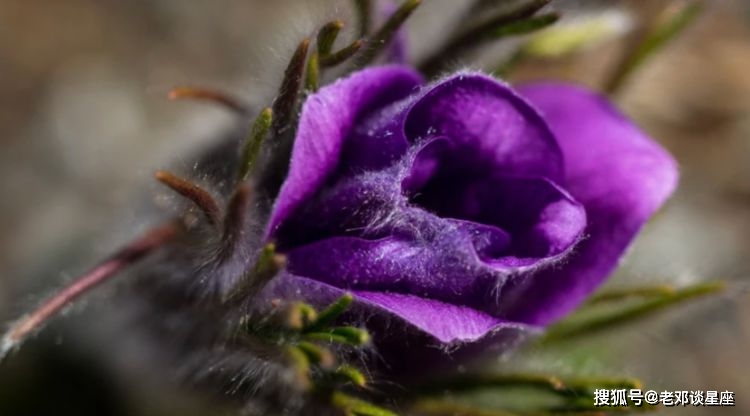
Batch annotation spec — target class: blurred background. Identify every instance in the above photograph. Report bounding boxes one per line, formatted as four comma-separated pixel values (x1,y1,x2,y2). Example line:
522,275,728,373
0,0,748,414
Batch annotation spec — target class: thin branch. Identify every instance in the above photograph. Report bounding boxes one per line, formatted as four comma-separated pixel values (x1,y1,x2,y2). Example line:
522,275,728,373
271,38,310,139
352,0,373,37
605,0,703,94
317,20,345,57
237,108,273,182
221,184,252,255
353,0,422,68
155,170,221,226
1,224,177,360
167,86,248,114
418,0,552,76
320,39,364,68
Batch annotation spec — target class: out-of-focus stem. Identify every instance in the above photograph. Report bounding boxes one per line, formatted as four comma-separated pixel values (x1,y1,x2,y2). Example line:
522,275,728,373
1,224,177,360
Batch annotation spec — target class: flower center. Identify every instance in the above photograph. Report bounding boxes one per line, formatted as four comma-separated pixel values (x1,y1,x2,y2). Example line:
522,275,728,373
402,138,586,263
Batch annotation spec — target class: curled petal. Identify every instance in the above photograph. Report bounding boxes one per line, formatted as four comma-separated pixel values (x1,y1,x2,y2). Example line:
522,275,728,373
404,138,586,263
502,83,679,325
267,66,422,237
404,72,564,181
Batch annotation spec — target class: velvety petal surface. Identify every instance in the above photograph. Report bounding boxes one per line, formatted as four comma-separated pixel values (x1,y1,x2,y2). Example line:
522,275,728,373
502,83,679,325
267,273,533,344
403,136,586,261
284,235,499,310
266,66,422,237
354,291,510,343
404,73,565,182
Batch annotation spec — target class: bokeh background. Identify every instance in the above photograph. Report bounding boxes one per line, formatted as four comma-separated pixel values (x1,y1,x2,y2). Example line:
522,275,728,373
0,0,748,414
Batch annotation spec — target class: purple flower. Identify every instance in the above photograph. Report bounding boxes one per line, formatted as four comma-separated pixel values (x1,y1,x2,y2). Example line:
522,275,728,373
264,65,677,347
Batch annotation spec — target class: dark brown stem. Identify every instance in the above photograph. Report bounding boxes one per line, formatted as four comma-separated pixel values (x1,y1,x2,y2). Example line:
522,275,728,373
155,170,221,226
259,38,310,198
168,86,248,114
270,38,310,139
1,224,177,359
221,184,252,256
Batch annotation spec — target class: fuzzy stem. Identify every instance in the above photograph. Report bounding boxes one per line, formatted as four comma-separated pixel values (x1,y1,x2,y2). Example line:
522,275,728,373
305,51,321,92
155,170,221,226
1,224,177,360
419,0,551,76
354,0,422,68
542,281,725,343
271,38,310,139
320,39,364,68
259,38,310,198
352,0,372,37
221,184,252,256
304,293,353,332
605,1,702,94
317,20,345,57
237,108,273,182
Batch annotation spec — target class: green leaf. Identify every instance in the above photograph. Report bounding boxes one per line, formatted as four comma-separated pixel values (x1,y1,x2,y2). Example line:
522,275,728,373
317,20,344,56
522,11,630,58
410,399,519,416
332,392,398,416
305,51,320,92
490,13,559,38
408,373,651,415
225,243,286,304
542,281,725,343
354,0,422,67
296,341,335,368
304,293,354,332
286,302,318,329
419,0,553,76
410,373,566,397
606,1,703,94
320,39,364,68
259,37,310,197
237,107,272,181
352,0,373,37
332,365,368,387
286,346,312,390
585,284,677,305
271,38,310,138
305,326,370,346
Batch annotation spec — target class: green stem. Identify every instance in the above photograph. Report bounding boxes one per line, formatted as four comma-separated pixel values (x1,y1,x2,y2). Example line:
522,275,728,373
542,281,724,343
237,107,272,181
305,293,354,332
605,1,703,94
418,0,552,76
354,0,422,68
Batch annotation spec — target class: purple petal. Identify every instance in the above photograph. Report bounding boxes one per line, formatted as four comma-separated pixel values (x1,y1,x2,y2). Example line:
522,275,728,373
266,66,422,238
285,235,487,306
265,273,535,345
502,83,679,325
446,219,512,262
274,170,398,249
404,72,564,182
354,291,509,343
404,138,586,262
